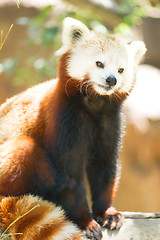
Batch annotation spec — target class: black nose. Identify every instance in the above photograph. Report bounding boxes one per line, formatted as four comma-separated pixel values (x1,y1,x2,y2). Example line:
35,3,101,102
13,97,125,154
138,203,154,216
106,75,117,86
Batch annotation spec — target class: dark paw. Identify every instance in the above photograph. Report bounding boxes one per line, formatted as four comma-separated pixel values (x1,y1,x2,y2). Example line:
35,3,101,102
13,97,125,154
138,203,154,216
98,207,124,230
84,219,102,240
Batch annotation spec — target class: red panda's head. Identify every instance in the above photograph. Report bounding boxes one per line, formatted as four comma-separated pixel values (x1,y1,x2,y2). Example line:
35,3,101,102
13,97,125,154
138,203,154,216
57,18,146,98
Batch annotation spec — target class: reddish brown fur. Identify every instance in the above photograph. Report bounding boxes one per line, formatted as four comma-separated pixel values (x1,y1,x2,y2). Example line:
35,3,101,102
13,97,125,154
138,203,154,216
58,52,94,97
0,51,91,239
42,80,68,150
0,195,85,240
42,52,76,150
110,92,129,102
42,52,95,150
92,181,117,221
0,51,126,239
0,52,89,239
0,136,54,196
0,16,146,239
100,181,117,207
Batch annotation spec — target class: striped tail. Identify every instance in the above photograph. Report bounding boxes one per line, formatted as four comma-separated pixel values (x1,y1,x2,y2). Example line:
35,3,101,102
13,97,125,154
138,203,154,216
0,195,86,240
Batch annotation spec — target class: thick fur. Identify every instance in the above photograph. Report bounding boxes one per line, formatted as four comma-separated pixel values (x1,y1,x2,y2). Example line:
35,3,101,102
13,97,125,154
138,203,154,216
0,195,85,240
0,18,146,240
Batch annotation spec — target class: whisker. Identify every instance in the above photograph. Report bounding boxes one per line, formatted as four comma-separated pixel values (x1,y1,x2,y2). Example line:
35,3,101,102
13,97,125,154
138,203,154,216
80,82,84,95
89,88,95,99
113,92,121,101
65,77,72,97
85,81,92,99
82,80,89,88
80,80,90,96
108,94,111,103
89,83,98,100
77,81,82,94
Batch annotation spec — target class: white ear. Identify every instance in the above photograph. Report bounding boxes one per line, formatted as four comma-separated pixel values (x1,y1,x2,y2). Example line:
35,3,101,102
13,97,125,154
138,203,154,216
56,17,90,55
128,41,147,64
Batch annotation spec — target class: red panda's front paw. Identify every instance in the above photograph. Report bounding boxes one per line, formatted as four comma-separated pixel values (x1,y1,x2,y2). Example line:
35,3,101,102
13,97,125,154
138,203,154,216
84,219,102,240
97,207,124,230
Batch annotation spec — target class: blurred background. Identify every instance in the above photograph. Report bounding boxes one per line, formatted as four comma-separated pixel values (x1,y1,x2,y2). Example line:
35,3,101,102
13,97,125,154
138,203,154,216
0,0,160,213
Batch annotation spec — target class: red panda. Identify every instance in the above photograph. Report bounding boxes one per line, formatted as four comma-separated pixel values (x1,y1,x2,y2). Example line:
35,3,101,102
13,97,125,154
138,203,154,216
0,18,146,240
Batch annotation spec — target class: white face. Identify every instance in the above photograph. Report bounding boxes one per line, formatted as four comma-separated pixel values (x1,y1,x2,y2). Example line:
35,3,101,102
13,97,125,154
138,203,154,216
59,17,146,96
67,36,135,96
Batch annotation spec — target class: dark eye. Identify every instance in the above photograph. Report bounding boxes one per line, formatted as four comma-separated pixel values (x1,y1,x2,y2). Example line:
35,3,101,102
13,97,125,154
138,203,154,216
118,68,124,74
96,61,104,68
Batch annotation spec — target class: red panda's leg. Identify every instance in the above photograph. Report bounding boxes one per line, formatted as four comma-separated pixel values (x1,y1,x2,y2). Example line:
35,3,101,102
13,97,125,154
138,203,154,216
0,136,54,197
87,159,124,230
54,174,102,240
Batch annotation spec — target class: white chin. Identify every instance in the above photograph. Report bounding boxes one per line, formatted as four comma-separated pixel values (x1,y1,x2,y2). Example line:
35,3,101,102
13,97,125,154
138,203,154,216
93,84,116,96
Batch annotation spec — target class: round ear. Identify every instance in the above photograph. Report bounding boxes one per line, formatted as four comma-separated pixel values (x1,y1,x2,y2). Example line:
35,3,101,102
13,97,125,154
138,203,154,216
127,41,147,64
62,17,90,45
56,18,90,55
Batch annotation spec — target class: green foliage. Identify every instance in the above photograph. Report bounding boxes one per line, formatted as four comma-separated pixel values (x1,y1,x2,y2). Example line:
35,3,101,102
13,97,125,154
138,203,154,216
1,58,18,74
1,6,104,87
114,0,146,35
1,1,158,87
3,6,61,87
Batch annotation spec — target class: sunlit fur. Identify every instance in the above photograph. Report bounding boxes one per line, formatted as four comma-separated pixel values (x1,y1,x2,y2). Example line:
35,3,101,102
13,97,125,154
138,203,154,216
0,18,146,240
0,195,85,240
59,17,146,97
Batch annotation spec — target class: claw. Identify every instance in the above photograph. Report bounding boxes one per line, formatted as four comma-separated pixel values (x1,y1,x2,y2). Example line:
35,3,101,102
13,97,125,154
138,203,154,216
97,207,124,230
84,219,102,240
109,218,117,230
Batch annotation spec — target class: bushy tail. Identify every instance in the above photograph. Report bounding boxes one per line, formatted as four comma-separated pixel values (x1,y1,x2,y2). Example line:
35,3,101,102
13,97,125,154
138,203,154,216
0,195,86,240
